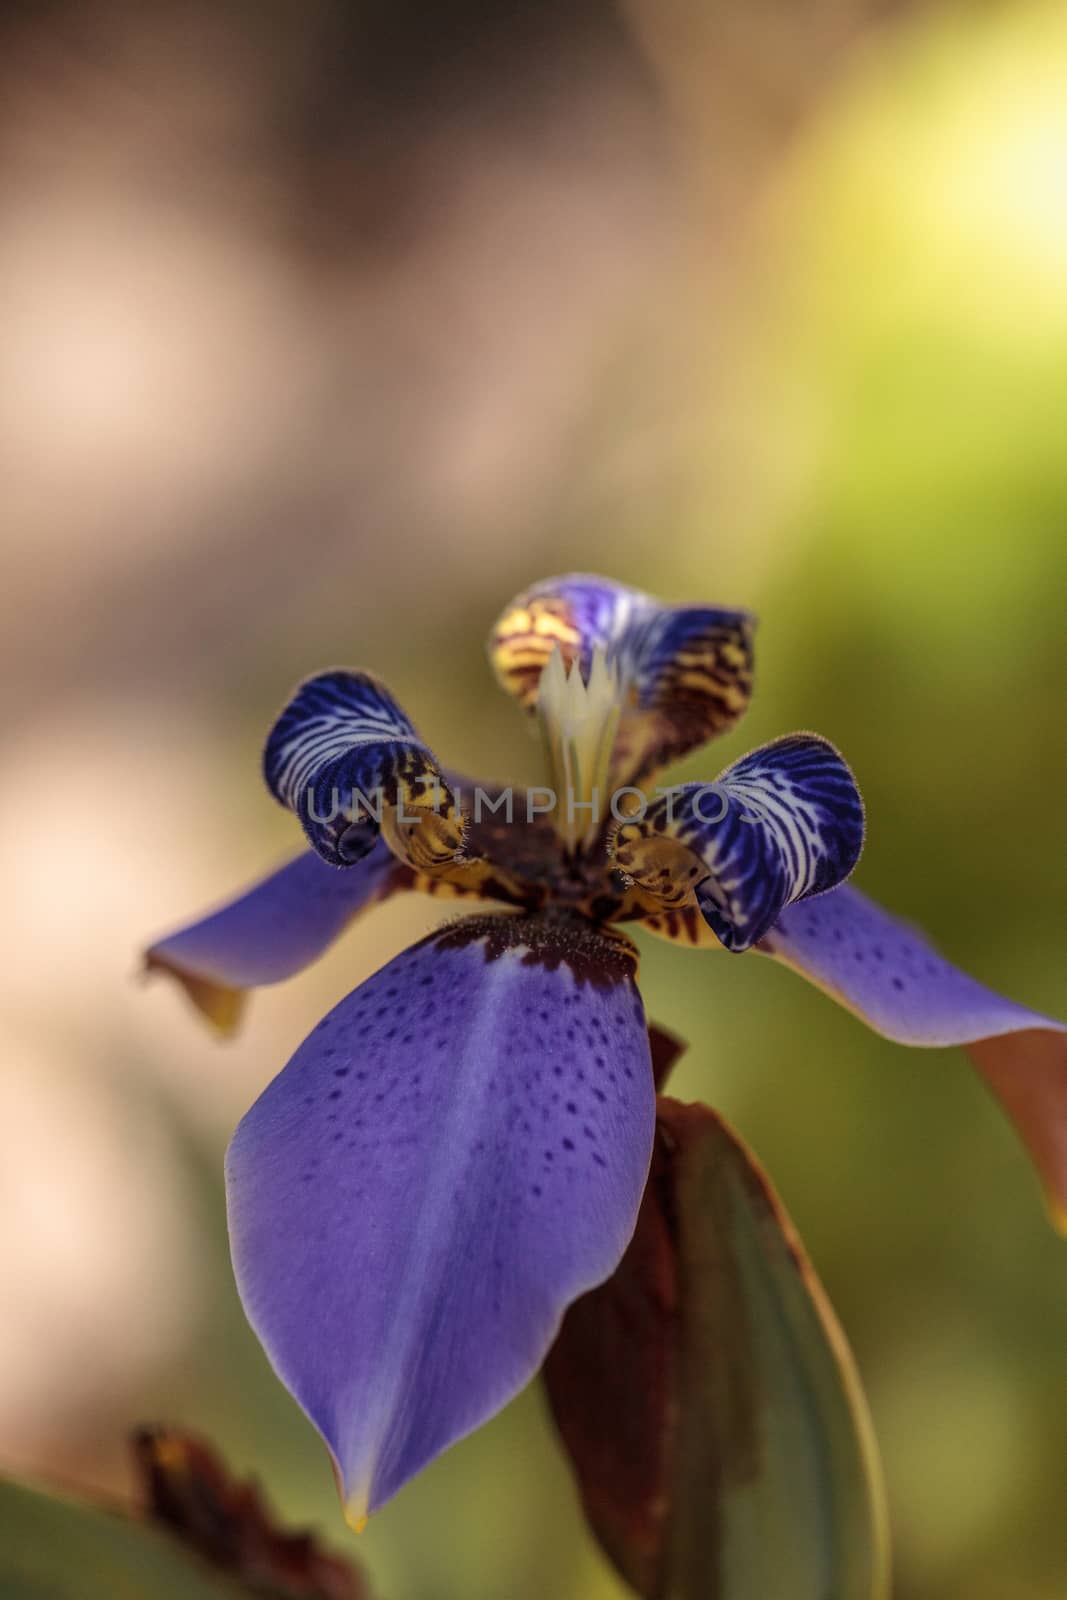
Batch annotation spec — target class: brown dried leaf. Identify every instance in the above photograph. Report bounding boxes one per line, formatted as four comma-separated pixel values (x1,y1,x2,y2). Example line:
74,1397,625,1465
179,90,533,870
132,1428,372,1600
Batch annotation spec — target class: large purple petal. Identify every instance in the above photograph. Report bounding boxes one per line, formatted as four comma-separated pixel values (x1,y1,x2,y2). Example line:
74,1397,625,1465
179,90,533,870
760,884,1067,1223
145,845,400,1034
226,911,656,1518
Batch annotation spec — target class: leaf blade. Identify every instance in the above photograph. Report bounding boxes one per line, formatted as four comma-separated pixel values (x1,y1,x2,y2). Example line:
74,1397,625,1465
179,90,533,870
545,1097,890,1600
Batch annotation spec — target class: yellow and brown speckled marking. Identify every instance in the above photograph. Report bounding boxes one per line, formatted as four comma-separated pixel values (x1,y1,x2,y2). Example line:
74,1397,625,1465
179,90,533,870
631,905,724,950
612,825,705,913
489,598,584,709
389,857,544,910
622,615,755,788
381,804,468,877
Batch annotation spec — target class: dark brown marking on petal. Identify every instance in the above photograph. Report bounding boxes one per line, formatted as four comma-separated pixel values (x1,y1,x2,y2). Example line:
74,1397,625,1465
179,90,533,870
585,891,627,923
432,909,639,988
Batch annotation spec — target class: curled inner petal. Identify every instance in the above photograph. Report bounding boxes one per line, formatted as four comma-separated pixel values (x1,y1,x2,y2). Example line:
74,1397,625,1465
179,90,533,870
263,669,466,873
489,579,755,796
613,601,756,788
489,574,755,790
612,735,865,952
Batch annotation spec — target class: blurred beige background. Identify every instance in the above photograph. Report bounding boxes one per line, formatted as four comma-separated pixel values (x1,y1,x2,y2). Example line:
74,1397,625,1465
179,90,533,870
3,2,1067,1596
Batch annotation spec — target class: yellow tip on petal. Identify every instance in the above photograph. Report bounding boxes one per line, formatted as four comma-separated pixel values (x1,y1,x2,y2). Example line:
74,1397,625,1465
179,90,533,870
1047,1194,1067,1238
143,954,246,1037
344,1482,371,1534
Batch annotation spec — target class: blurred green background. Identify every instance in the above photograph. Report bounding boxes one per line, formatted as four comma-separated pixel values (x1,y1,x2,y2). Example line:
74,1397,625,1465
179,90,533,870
3,1,1067,1595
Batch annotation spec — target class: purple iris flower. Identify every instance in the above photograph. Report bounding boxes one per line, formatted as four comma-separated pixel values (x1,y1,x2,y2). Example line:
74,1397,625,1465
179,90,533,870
146,574,1066,1527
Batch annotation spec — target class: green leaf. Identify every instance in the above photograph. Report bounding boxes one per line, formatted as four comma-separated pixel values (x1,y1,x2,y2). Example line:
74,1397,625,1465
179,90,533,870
0,1428,371,1600
0,1475,247,1600
545,1097,890,1600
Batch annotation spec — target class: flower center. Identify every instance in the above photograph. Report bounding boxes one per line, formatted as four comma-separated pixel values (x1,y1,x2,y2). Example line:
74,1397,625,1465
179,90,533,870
536,643,623,854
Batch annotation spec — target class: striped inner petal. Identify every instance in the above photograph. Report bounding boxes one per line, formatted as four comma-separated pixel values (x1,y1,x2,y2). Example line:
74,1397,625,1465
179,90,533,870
263,669,465,872
489,574,755,790
612,735,865,951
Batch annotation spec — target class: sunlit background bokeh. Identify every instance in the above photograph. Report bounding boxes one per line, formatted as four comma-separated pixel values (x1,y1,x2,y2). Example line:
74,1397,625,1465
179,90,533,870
3,1,1067,1596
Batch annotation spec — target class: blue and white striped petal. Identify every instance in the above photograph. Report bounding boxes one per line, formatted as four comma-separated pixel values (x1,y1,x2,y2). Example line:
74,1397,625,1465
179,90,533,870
489,574,755,787
612,735,865,952
263,670,465,872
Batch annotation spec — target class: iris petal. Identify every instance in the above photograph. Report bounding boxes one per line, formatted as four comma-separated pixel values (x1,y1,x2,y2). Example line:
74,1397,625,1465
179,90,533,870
225,911,656,1517
614,735,865,951
760,885,1067,1224
263,669,464,871
145,845,401,1034
489,574,755,786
